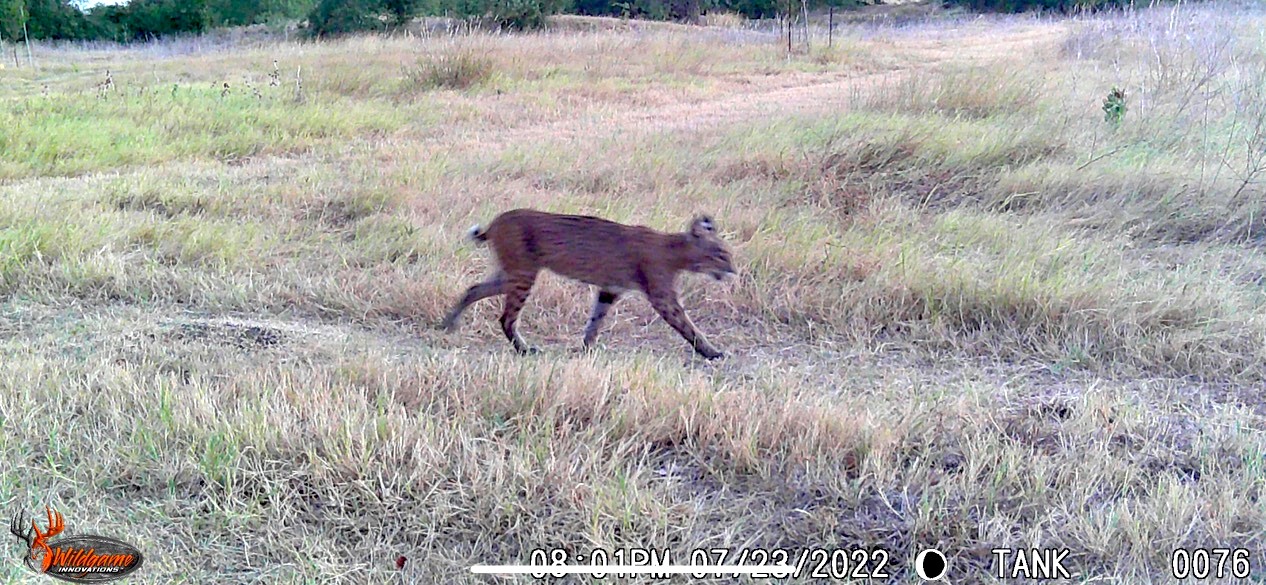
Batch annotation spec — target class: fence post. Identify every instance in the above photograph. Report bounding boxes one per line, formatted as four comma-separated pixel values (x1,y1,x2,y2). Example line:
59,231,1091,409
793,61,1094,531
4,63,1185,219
21,4,34,69
828,6,834,48
801,0,810,51
786,0,793,54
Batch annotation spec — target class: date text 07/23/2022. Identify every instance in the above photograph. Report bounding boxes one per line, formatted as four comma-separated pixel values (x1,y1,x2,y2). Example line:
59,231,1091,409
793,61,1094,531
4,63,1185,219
525,547,893,580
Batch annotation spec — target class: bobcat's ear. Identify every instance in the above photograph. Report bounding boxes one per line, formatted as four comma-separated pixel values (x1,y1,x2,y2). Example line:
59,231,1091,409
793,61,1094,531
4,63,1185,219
689,215,715,238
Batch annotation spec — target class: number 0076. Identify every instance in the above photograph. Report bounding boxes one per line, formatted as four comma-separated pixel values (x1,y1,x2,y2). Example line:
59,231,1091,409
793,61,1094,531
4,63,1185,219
1170,548,1251,580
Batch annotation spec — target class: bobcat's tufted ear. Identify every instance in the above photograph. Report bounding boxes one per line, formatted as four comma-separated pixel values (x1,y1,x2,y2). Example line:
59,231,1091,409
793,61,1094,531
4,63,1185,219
689,215,716,239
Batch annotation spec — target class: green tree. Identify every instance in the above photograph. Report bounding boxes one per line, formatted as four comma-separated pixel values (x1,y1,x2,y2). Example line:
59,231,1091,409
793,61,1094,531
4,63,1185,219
668,0,699,22
0,0,25,42
383,0,425,22
195,0,316,28
307,0,389,35
84,4,128,41
205,0,260,26
24,0,95,39
121,0,208,40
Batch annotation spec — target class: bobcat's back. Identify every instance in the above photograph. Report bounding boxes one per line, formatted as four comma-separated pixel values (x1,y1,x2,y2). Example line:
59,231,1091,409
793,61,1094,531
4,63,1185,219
482,209,668,290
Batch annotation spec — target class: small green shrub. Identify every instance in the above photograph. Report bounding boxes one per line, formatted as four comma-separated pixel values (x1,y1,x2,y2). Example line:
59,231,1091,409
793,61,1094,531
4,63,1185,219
1102,86,1127,126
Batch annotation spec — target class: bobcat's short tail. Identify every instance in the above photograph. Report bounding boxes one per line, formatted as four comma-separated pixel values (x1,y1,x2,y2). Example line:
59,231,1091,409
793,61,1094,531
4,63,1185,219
466,223,488,245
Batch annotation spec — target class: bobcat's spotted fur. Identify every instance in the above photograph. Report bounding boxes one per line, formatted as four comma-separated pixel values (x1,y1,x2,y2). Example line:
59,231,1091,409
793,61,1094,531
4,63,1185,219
440,209,735,359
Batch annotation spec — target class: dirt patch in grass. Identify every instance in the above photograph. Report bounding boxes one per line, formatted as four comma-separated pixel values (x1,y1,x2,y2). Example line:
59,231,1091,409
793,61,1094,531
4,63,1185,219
168,319,288,349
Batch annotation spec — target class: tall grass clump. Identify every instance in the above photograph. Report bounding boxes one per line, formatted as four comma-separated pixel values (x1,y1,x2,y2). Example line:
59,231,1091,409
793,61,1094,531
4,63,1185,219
858,63,1044,120
401,48,497,91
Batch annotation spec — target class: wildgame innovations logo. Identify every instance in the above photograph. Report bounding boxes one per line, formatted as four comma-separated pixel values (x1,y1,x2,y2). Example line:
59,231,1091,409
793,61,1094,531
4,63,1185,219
8,507,143,582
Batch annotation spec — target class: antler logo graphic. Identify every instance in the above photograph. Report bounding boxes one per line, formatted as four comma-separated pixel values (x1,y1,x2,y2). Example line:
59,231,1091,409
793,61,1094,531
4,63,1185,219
7,506,143,583
9,506,65,572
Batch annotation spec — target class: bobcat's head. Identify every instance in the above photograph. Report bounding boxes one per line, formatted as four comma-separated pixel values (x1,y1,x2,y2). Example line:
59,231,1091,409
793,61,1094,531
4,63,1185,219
685,215,735,281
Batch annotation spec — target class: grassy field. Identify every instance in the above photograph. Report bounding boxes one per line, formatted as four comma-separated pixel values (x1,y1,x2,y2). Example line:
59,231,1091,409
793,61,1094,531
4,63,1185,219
2,3,1266,583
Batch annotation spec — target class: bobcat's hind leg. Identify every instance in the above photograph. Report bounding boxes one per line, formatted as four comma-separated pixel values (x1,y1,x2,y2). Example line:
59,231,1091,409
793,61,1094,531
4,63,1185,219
500,271,539,355
440,272,507,332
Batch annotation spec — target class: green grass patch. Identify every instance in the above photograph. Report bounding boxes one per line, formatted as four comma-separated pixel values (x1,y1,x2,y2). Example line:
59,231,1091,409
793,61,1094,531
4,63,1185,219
0,89,407,179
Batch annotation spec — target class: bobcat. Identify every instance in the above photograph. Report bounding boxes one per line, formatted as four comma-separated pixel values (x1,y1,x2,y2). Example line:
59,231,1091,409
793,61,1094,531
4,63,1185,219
440,208,735,359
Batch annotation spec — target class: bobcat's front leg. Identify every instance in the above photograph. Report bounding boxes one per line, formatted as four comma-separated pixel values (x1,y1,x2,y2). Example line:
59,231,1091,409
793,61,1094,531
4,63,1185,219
646,285,723,360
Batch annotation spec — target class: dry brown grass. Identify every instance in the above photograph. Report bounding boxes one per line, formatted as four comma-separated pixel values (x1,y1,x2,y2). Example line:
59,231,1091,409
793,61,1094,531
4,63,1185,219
2,3,1266,584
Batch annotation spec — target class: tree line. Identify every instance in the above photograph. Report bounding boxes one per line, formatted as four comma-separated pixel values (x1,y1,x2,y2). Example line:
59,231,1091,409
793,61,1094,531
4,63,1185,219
0,0,310,42
0,0,1134,43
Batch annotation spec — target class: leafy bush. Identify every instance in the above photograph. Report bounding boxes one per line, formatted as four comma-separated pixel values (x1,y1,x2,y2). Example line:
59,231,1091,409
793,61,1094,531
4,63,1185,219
613,0,671,20
120,0,208,40
713,0,780,19
307,0,441,36
0,0,22,41
308,0,388,35
203,0,314,27
487,0,551,29
1102,87,1126,125
20,0,101,40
